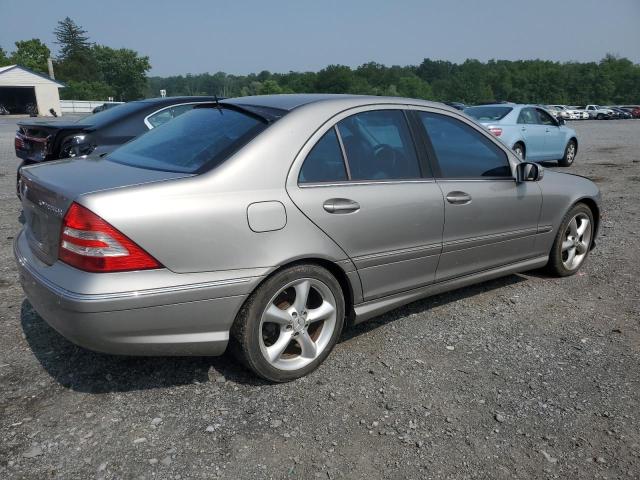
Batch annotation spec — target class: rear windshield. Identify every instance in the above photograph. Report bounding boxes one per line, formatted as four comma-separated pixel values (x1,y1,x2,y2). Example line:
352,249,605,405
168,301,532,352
463,106,513,121
107,107,267,173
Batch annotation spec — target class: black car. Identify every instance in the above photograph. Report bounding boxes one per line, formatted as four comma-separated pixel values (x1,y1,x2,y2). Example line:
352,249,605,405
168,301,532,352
15,96,217,165
91,102,122,114
443,101,466,110
608,107,633,119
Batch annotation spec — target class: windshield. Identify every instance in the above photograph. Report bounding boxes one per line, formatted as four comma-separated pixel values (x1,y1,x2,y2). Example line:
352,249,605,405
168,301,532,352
463,106,513,121
107,107,268,173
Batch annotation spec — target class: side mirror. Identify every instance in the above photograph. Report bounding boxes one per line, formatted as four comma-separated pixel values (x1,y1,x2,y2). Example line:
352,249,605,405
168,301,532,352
516,162,544,182
557,117,566,125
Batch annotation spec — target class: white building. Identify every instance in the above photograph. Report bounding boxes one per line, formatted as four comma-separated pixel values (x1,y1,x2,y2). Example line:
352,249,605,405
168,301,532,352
0,65,64,116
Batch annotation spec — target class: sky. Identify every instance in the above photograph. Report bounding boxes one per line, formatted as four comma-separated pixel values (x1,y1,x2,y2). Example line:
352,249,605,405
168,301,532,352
1,0,639,76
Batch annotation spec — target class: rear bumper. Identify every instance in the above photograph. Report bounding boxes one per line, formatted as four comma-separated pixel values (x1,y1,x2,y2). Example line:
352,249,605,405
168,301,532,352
14,230,265,356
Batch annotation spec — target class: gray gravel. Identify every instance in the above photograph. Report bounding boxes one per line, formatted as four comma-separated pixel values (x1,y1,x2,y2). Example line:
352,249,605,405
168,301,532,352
0,117,639,479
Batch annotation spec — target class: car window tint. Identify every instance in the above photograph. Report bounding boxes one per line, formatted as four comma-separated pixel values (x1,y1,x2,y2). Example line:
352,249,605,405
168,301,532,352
536,109,556,126
171,104,197,117
419,112,511,178
517,108,537,125
109,107,267,173
337,110,420,181
147,108,174,128
299,128,348,183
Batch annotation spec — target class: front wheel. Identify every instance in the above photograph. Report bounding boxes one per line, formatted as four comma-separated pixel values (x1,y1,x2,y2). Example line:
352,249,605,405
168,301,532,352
558,140,577,167
231,264,345,382
546,203,594,277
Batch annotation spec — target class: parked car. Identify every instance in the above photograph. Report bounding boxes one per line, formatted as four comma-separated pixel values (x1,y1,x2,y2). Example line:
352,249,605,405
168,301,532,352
544,105,563,119
607,107,632,119
443,101,466,110
464,104,578,166
15,96,218,166
577,105,614,120
620,106,640,118
15,94,601,382
91,102,123,114
548,105,586,120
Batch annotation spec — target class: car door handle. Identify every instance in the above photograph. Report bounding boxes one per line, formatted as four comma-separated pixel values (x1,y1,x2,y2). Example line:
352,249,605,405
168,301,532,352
521,127,527,131
545,128,550,132
445,191,472,205
323,198,360,214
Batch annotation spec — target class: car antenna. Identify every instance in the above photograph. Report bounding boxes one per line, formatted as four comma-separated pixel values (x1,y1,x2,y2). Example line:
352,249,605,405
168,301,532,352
214,94,223,114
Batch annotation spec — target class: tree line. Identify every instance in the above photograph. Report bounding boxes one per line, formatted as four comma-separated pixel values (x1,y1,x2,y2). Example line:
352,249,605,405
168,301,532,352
0,17,151,101
1,17,638,105
148,56,640,105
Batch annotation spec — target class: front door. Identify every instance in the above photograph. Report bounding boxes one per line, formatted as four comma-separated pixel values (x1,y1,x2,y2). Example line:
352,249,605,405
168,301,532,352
517,107,546,161
535,107,565,159
288,108,444,300
416,110,542,281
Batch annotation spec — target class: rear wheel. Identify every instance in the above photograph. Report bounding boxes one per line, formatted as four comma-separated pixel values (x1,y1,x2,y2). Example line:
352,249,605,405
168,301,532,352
546,203,594,277
513,142,525,159
558,140,577,167
231,264,345,382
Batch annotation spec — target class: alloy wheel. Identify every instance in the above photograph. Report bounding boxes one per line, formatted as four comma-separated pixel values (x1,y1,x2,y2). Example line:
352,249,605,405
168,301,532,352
259,278,337,371
561,213,592,270
566,142,576,164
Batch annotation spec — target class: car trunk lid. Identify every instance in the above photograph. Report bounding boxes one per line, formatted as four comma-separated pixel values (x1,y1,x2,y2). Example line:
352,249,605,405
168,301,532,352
20,158,193,265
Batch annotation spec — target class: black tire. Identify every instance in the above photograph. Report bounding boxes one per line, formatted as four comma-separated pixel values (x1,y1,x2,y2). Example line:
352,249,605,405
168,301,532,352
558,139,577,167
513,142,525,160
231,264,345,382
596,113,604,120
546,203,594,277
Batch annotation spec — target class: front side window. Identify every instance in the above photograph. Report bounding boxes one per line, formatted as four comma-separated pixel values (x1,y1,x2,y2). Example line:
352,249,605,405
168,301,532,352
299,128,348,183
109,107,267,173
536,109,556,126
336,110,421,181
419,112,511,178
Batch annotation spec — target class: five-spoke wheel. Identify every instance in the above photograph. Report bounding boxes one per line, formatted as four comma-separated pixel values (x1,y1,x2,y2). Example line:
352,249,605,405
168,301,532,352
232,264,345,382
547,203,594,276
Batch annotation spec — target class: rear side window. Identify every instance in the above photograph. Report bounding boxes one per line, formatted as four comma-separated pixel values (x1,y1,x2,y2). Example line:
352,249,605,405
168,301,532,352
419,112,511,178
517,108,538,125
337,110,421,181
108,107,266,173
146,103,200,128
299,128,348,183
463,106,513,121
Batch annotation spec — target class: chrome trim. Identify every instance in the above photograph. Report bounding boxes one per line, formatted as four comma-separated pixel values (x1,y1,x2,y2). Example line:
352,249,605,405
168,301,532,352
354,243,441,269
436,178,516,183
334,125,352,180
299,179,435,188
537,225,553,233
442,227,539,253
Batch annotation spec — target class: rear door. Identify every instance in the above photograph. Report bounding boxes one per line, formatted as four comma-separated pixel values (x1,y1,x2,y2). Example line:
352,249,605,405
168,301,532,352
414,110,542,281
516,107,546,161
287,107,444,300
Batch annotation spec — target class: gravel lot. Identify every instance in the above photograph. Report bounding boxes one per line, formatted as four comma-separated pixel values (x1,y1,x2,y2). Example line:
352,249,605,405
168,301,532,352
0,116,638,479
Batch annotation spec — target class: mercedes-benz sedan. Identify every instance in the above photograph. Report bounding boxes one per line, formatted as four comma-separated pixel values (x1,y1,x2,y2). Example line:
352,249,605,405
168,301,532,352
15,94,600,382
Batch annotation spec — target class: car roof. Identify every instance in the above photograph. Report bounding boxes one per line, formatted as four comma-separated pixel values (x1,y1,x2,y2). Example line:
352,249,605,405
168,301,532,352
225,93,452,113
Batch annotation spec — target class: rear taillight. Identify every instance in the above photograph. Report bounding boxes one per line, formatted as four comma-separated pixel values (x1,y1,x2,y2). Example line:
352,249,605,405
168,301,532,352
488,126,502,137
59,202,162,273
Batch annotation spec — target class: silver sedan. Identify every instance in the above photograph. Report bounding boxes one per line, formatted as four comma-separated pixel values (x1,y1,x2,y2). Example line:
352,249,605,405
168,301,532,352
15,94,601,381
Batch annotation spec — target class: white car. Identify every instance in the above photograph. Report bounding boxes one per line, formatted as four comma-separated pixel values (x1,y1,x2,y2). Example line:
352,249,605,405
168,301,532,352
549,105,583,120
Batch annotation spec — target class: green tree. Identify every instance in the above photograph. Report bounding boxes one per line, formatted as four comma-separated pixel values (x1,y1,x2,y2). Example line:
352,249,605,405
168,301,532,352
54,17,90,59
92,45,151,100
53,17,98,82
59,80,114,100
10,39,50,73
0,46,11,66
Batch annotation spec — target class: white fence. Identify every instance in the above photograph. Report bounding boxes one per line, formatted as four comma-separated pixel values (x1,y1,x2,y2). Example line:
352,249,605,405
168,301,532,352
60,100,122,114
